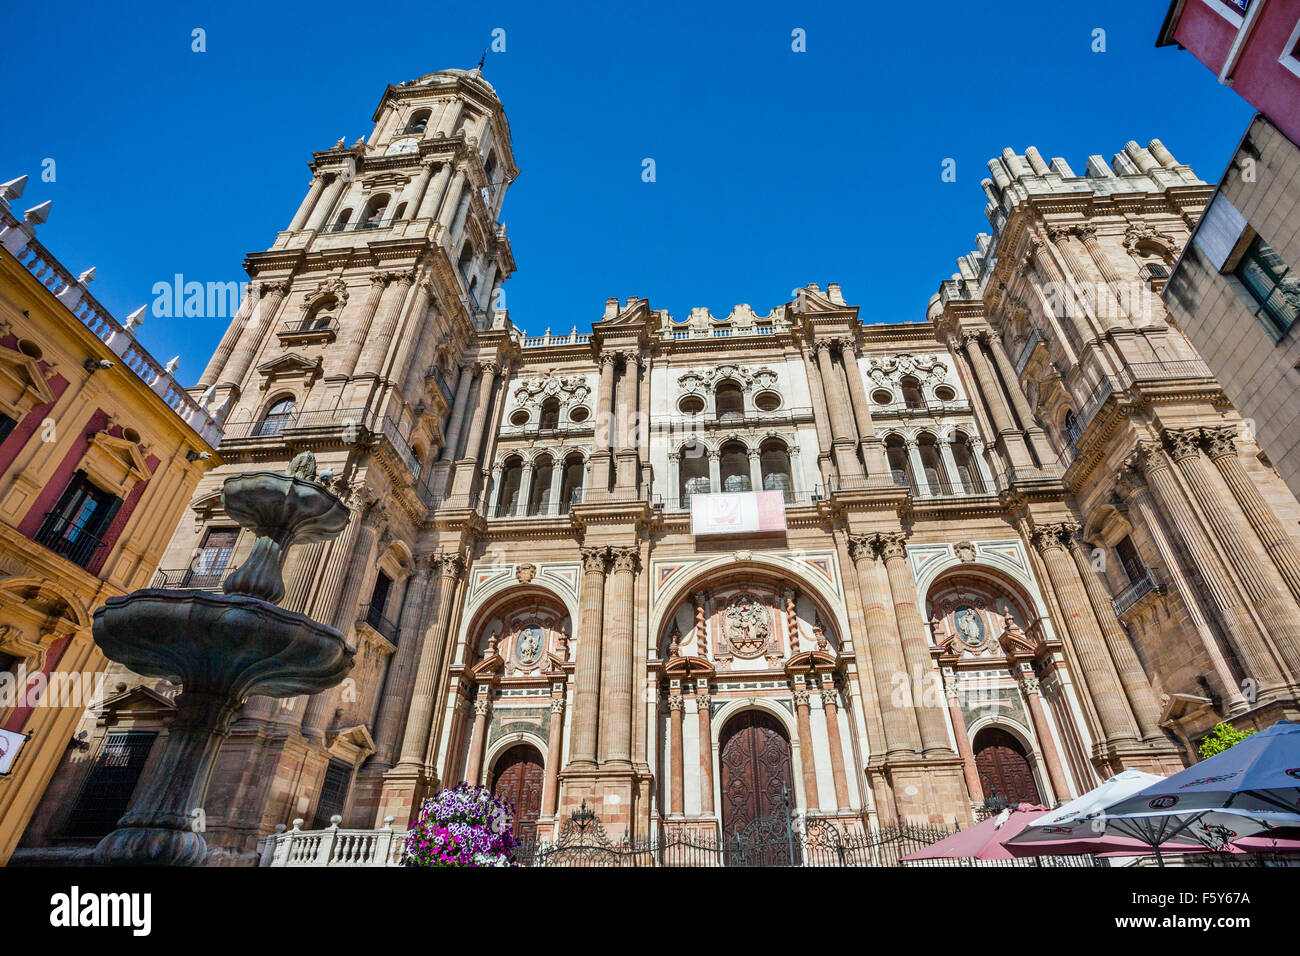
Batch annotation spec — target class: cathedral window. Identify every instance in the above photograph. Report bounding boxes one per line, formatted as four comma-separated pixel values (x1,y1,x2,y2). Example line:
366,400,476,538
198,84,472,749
1115,535,1145,586
759,438,794,502
917,433,950,495
528,454,555,515
715,381,744,421
679,442,710,502
360,194,390,228
900,375,924,410
186,526,238,587
331,208,353,233
254,396,295,437
950,433,984,494
719,440,750,492
885,435,914,491
496,457,524,517
1063,409,1081,449
403,109,431,134
559,453,585,511
484,151,498,191
539,396,561,430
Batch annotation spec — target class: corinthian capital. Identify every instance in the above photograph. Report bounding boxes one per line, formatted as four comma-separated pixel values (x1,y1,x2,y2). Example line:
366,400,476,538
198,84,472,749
1126,439,1167,477
1163,427,1202,463
870,531,909,562
846,532,875,565
580,546,609,574
610,546,640,575
1029,521,1077,554
1201,426,1238,461
438,552,466,577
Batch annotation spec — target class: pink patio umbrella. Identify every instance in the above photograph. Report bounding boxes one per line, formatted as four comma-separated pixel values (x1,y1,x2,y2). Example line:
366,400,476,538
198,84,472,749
901,804,1049,862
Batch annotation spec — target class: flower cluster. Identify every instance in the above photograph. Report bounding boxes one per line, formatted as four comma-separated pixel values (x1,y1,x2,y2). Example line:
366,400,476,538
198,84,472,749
403,783,517,867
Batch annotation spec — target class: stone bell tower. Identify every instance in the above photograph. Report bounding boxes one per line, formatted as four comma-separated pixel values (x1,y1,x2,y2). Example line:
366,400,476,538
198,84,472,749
141,67,520,862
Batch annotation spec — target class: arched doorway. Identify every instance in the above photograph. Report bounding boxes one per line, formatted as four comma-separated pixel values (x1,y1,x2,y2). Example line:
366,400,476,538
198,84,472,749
718,710,794,839
972,727,1041,806
490,744,544,843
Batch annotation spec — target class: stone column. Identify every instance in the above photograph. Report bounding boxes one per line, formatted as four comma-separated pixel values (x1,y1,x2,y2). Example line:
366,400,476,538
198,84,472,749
1019,672,1071,801
439,365,476,463
464,697,490,785
986,331,1056,463
1046,226,1105,337
820,685,851,811
846,534,922,756
815,342,862,478
541,697,565,817
614,354,640,491
300,503,385,742
370,555,435,767
696,684,714,817
668,687,685,816
748,449,763,492
339,275,390,377
459,361,498,464
303,173,347,233
393,553,465,771
1029,522,1138,745
840,341,889,476
287,174,327,232
198,288,257,389
939,440,962,493
801,347,836,484
221,280,289,388
588,354,617,494
962,332,1015,436
436,166,468,229
566,548,608,769
874,532,954,755
1075,225,1125,315
397,161,436,220
1066,535,1165,739
416,163,452,220
943,673,983,802
1129,440,1286,692
707,450,721,492
969,438,996,490
598,546,639,767
1114,466,1246,710
905,440,930,495
354,271,414,380
792,683,820,811
1166,428,1300,683
516,461,535,516
1204,426,1300,609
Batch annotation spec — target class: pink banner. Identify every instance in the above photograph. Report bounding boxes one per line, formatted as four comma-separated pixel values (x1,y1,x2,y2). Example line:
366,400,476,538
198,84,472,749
689,491,788,535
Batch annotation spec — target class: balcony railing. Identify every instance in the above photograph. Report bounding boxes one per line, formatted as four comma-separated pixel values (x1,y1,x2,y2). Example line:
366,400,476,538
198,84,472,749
1112,568,1160,617
871,399,972,418
492,488,584,519
150,567,228,590
358,604,399,643
33,512,109,570
278,317,338,338
327,217,398,234
1014,330,1044,375
261,818,405,867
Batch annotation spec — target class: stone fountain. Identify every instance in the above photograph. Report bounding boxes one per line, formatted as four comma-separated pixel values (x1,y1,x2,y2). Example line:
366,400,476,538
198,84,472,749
91,453,355,865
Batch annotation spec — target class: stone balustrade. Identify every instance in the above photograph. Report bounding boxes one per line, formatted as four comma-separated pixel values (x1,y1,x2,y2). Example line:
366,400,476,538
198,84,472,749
262,817,405,867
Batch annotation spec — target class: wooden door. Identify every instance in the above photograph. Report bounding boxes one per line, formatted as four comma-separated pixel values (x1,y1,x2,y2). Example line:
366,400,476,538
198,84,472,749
719,710,794,840
973,728,1041,806
491,745,544,842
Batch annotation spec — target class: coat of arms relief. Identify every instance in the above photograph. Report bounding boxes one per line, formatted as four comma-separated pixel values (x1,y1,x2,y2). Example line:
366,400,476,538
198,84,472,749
722,592,773,659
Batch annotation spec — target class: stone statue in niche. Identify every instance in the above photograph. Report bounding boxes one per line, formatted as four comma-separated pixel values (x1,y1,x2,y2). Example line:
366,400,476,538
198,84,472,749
954,606,984,645
724,593,770,658
516,624,543,665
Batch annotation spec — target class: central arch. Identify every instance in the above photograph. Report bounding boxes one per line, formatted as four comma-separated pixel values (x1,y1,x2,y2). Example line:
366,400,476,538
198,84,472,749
489,743,544,843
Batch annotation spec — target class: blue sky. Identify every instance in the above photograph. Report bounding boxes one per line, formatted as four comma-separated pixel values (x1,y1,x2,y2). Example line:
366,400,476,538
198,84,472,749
1,0,1253,384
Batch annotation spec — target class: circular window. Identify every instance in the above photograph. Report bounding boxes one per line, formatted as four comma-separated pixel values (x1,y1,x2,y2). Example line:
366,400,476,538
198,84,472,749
934,385,956,402
122,427,141,444
509,409,530,427
754,391,781,412
18,339,42,360
679,394,705,415
568,405,590,423
871,389,894,406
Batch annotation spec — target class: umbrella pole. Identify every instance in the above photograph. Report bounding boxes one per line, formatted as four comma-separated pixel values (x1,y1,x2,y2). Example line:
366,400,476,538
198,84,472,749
1154,843,1164,868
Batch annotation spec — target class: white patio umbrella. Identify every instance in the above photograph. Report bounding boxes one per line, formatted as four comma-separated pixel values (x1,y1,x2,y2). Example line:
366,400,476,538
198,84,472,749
1082,721,1300,864
1002,768,1168,857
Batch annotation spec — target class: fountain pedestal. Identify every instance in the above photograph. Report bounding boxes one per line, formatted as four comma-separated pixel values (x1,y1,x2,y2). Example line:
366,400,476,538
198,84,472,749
92,463,354,866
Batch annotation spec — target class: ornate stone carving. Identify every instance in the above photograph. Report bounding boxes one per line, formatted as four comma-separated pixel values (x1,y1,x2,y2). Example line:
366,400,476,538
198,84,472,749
871,531,909,562
1019,675,1041,695
1201,425,1238,461
667,694,685,711
721,592,772,658
438,552,466,577
1164,428,1202,462
550,699,566,715
609,546,640,575
954,540,977,563
515,562,537,584
846,533,875,565
1029,521,1076,554
792,688,811,707
580,546,608,574
473,700,491,717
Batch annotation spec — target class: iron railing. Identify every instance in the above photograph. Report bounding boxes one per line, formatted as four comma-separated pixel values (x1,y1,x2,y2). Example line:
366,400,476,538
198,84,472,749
1113,567,1160,617
357,604,399,643
33,512,109,569
150,567,228,590
871,399,972,418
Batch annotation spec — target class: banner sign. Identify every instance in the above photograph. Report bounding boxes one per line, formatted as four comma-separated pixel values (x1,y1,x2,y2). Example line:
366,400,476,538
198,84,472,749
690,491,788,535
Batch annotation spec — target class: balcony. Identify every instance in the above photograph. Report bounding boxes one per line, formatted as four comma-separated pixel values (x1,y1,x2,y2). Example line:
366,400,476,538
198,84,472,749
492,488,584,519
1112,568,1161,618
33,512,109,570
261,818,405,867
327,217,398,234
150,567,228,590
276,317,338,344
357,604,398,643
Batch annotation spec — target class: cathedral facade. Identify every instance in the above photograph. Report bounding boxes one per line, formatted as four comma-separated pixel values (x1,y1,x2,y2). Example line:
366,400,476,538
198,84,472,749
18,68,1300,863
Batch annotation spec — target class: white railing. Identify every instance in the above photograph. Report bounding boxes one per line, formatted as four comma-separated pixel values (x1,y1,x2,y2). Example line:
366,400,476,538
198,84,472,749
262,816,405,867
0,200,222,447
520,330,590,347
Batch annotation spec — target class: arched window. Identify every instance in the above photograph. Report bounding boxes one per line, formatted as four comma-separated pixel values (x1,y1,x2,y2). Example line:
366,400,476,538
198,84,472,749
360,194,390,228
951,433,984,494
331,208,353,233
303,295,338,331
528,454,554,516
885,435,914,492
679,442,710,504
496,457,523,517
759,438,794,502
1063,409,1081,448
539,396,561,430
719,440,750,492
458,242,476,287
394,202,408,220
403,109,431,134
715,381,744,421
917,433,949,495
484,152,498,191
255,396,295,437
900,376,924,410
559,453,585,512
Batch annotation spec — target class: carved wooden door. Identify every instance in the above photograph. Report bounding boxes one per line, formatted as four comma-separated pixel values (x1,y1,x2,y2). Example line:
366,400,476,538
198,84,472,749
719,710,794,840
973,728,1041,805
491,745,544,842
